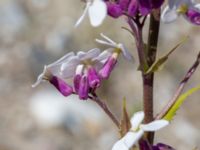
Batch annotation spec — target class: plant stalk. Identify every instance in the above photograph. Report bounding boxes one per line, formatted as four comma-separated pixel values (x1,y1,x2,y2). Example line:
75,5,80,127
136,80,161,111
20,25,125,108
143,9,161,144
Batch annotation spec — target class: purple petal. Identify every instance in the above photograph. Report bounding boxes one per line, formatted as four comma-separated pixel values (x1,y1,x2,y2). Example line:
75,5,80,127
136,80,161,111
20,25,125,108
99,56,117,79
78,75,89,100
106,2,123,18
186,8,200,25
73,74,81,93
50,76,73,97
128,0,138,16
87,67,101,88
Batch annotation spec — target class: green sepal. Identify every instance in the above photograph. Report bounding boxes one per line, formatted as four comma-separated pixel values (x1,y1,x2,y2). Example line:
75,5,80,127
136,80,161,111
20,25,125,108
120,98,131,137
163,85,200,121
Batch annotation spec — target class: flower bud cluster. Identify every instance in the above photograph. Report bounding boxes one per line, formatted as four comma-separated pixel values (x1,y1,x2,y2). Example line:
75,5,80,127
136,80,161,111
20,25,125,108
105,0,164,18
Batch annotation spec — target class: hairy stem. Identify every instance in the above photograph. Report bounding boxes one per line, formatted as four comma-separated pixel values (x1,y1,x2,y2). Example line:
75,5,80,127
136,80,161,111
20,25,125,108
90,94,120,129
156,51,200,119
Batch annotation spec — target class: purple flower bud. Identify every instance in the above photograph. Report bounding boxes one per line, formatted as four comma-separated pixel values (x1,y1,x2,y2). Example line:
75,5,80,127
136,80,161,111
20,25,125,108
119,0,130,11
138,0,164,16
106,2,123,18
153,143,175,150
73,74,81,93
99,55,117,79
78,75,89,100
139,140,175,150
50,76,73,97
87,67,101,88
186,9,200,25
151,0,164,9
138,0,151,15
128,0,138,16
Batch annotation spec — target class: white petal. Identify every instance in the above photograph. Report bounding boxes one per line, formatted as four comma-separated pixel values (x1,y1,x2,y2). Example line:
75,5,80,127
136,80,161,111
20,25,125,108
194,4,200,10
168,0,179,9
112,139,129,150
32,66,47,87
119,44,133,61
100,33,117,45
61,57,80,78
77,51,86,58
61,57,80,71
141,120,169,131
61,65,77,78
88,0,107,27
92,50,111,62
75,2,91,27
49,64,62,76
49,52,75,67
32,73,44,88
80,48,101,60
130,111,144,131
161,6,179,23
123,130,144,148
95,39,115,47
168,0,194,9
75,64,84,75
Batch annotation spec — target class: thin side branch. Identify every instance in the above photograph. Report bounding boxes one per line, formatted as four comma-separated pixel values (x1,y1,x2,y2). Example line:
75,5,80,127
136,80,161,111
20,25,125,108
89,93,120,129
156,51,200,119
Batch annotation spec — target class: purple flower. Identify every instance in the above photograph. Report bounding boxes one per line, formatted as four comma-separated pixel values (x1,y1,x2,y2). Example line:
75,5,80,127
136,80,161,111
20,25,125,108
96,33,133,79
186,8,200,25
161,0,200,25
32,48,110,100
61,48,111,99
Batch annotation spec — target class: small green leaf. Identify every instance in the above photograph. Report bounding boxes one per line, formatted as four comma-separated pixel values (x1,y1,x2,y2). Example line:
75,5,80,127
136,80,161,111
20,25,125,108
164,85,200,121
145,37,188,74
120,98,131,137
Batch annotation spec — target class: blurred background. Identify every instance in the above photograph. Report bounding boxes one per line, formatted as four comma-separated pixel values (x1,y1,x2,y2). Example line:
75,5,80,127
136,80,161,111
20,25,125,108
0,0,200,150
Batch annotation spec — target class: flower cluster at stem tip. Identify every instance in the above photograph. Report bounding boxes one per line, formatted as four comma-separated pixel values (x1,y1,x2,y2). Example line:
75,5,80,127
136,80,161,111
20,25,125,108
75,0,200,27
32,34,133,100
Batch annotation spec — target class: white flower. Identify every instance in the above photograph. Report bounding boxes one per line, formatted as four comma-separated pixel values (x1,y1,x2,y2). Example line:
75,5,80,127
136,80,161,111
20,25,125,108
161,0,200,24
95,33,133,61
112,111,169,150
32,52,75,88
75,0,107,27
